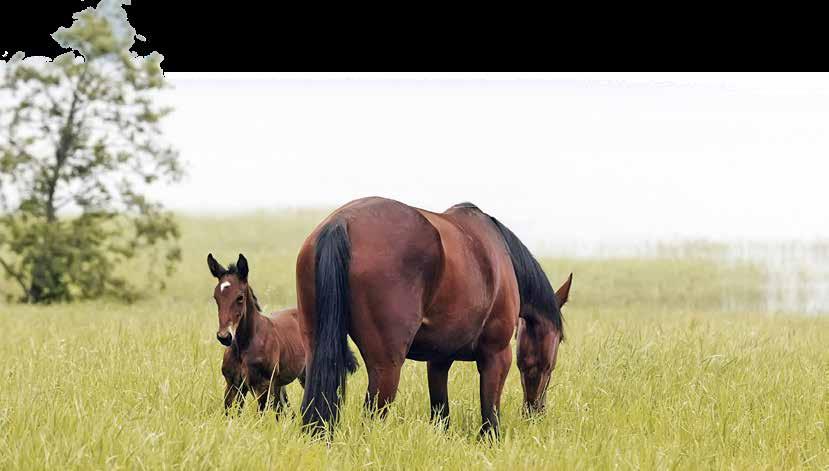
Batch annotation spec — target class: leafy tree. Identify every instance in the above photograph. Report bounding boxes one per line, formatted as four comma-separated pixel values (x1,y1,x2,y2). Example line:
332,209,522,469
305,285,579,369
0,0,183,303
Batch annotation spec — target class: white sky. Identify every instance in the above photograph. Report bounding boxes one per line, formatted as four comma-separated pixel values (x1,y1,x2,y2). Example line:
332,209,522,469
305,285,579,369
153,72,829,250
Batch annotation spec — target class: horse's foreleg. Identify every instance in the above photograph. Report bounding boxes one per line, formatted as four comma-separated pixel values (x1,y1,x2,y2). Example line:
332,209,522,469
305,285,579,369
477,347,512,439
224,380,247,413
427,359,453,428
274,387,290,417
255,384,273,412
237,383,249,411
223,381,237,412
268,384,289,417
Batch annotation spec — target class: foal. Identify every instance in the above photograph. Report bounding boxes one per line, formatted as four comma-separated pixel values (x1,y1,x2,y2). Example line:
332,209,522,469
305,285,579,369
207,253,306,415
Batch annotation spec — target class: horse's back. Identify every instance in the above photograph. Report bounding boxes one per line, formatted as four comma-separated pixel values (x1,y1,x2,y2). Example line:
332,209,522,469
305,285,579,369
297,196,441,286
295,197,443,361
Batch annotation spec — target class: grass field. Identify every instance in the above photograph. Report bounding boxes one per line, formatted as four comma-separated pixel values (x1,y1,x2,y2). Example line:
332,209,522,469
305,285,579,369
1,212,828,470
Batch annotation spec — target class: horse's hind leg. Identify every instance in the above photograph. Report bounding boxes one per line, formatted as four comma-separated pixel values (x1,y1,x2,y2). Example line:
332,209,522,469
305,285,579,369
356,308,421,419
364,362,403,418
477,346,512,439
427,359,453,428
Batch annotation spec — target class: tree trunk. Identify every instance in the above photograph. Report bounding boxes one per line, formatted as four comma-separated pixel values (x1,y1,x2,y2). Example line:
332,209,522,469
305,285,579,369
29,67,87,301
45,71,84,223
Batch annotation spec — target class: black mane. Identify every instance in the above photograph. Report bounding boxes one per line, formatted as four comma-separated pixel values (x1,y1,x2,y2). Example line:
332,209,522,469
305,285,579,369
461,205,564,340
223,263,263,312
451,201,481,210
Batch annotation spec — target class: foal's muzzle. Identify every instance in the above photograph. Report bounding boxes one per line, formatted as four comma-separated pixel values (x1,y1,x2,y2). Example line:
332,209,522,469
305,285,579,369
216,332,232,346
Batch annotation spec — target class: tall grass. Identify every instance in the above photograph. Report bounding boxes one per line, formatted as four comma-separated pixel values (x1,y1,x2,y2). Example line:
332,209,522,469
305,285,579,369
0,212,826,470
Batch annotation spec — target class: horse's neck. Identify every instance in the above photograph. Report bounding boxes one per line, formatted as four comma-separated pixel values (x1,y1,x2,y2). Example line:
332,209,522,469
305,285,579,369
234,298,262,349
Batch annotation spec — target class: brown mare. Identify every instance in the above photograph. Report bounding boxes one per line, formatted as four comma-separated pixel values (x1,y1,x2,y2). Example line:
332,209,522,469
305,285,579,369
296,197,572,437
207,253,306,415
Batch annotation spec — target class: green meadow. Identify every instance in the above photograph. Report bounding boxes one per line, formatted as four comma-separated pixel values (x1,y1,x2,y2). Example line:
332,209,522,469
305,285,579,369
1,212,827,470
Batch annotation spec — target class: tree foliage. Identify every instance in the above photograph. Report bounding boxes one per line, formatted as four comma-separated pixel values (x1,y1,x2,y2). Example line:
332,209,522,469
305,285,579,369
0,0,183,303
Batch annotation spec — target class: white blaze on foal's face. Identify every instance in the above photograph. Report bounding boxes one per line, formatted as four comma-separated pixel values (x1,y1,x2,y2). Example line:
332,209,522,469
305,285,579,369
214,275,246,345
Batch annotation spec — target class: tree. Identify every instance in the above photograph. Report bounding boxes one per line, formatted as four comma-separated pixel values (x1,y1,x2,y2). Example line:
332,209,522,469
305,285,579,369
0,0,183,303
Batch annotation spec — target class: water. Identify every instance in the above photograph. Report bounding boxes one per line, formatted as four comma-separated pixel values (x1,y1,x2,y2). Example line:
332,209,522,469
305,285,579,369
536,238,829,315
724,241,829,315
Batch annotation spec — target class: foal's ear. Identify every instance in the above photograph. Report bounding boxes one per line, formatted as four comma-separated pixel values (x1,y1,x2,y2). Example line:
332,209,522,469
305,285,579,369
555,273,573,308
236,253,249,280
207,253,226,279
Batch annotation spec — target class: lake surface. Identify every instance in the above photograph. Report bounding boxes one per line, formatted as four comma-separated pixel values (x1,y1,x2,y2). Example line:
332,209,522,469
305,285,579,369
536,238,829,315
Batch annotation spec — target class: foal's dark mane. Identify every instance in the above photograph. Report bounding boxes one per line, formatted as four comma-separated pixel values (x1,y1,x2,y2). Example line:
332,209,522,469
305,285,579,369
222,263,263,312
452,202,564,340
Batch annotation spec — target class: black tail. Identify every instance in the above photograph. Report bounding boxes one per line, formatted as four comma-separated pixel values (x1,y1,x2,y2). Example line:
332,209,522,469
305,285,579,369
301,220,359,433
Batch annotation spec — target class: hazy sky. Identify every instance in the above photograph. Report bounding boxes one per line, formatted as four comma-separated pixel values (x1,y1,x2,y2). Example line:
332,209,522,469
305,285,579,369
154,73,829,250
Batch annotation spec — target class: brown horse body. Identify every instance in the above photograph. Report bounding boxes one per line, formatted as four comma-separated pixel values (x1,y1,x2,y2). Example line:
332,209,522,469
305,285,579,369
207,254,306,415
221,307,306,413
297,197,570,436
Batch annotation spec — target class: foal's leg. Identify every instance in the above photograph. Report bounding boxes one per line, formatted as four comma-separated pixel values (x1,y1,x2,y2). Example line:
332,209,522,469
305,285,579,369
427,359,453,427
224,380,247,413
237,383,249,410
256,384,273,412
223,381,237,412
477,347,512,439
274,387,290,417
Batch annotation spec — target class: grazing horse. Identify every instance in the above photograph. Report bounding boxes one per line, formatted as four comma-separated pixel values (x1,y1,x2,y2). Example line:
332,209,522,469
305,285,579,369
207,253,306,415
296,197,572,437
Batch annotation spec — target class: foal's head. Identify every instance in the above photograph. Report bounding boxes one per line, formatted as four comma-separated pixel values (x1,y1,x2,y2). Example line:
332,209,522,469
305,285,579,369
516,273,572,414
206,253,259,346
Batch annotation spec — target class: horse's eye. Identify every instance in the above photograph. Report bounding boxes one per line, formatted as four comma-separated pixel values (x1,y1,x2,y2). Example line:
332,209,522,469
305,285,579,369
236,296,244,304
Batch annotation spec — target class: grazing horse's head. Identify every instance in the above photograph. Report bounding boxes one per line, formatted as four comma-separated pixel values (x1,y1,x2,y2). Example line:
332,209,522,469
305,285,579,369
207,253,254,346
516,273,572,414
